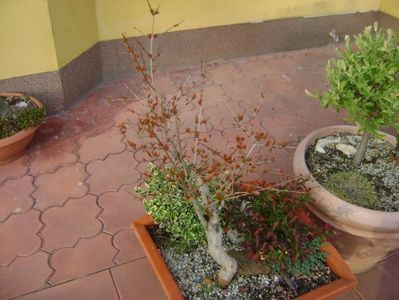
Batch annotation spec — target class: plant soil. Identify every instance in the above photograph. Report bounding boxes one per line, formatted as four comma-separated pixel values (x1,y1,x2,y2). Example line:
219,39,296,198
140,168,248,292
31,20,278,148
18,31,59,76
306,133,399,212
149,226,336,300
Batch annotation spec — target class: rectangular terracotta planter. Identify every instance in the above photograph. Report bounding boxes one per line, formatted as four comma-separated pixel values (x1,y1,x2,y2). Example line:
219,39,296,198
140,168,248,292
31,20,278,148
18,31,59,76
132,214,358,300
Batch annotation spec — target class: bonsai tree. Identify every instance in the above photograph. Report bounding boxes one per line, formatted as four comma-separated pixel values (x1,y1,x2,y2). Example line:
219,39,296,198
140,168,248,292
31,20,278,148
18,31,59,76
307,23,399,165
119,1,313,287
123,49,279,286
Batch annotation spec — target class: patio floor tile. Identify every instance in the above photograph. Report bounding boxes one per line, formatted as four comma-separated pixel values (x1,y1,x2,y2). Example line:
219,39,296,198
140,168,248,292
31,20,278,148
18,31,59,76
0,252,52,299
154,73,178,95
98,186,145,234
0,210,42,266
78,127,126,163
111,259,165,300
262,55,299,74
222,78,263,103
202,84,228,108
206,63,244,85
64,92,114,138
49,233,117,284
355,252,399,300
18,270,119,300
288,48,333,71
41,194,102,251
32,163,89,210
335,290,363,300
86,151,140,195
112,229,146,264
203,98,249,127
0,156,29,184
235,58,272,79
258,73,299,96
0,176,35,222
28,139,79,175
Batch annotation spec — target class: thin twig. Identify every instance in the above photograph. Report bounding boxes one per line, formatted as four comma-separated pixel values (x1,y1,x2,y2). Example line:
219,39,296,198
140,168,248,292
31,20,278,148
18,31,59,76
132,25,146,36
163,20,185,34
149,14,156,87
192,106,202,164
123,83,142,100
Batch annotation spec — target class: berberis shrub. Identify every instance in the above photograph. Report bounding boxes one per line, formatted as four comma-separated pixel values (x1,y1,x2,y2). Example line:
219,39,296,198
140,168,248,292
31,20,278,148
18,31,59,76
224,181,335,275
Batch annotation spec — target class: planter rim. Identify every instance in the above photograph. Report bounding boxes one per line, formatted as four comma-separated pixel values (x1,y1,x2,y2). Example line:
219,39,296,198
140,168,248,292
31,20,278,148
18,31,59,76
0,93,43,147
293,125,399,235
132,213,357,300
132,214,184,300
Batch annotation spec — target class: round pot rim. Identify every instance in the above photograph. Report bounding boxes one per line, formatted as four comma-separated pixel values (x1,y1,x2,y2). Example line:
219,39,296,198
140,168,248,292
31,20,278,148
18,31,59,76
0,93,43,147
293,125,399,233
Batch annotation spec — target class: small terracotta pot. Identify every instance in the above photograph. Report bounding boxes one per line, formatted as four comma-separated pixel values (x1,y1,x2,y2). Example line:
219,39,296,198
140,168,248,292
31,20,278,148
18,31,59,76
0,93,44,165
293,125,399,274
132,214,357,300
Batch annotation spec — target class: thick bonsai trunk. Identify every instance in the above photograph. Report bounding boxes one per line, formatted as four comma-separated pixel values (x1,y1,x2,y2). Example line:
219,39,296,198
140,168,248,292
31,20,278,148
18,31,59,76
193,180,238,288
205,206,238,288
353,132,371,166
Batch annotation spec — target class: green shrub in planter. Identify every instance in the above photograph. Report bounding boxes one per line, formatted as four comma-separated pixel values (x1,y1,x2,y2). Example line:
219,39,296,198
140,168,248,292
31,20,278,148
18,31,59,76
307,23,399,165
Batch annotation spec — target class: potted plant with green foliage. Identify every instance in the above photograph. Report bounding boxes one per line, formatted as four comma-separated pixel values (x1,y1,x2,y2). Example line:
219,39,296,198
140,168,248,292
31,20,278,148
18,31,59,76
120,2,357,299
0,93,45,164
294,23,399,274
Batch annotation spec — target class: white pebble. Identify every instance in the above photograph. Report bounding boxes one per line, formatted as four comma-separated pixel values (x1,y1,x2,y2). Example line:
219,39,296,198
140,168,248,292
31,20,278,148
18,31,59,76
315,137,341,154
336,143,357,156
15,101,28,108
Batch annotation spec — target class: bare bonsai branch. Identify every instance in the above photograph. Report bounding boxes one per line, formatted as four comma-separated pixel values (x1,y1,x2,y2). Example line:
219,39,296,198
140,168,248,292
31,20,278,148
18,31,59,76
163,20,185,34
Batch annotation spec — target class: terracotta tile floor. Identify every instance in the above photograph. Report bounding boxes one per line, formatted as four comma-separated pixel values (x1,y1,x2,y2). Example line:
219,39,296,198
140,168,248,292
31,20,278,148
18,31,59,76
1,46,398,300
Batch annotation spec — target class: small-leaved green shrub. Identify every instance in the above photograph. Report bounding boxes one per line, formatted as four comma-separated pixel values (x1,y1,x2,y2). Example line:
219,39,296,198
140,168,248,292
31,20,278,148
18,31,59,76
326,171,377,209
307,23,399,165
283,237,327,276
136,165,206,251
0,95,45,139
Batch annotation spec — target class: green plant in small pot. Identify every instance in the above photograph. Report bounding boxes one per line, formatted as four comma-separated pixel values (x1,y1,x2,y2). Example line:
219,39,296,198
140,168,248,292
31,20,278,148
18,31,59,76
127,2,357,299
295,22,399,273
0,93,45,164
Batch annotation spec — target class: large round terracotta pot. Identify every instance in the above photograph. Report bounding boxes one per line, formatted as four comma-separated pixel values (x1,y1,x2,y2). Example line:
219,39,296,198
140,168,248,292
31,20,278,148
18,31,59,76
0,93,44,165
293,125,399,274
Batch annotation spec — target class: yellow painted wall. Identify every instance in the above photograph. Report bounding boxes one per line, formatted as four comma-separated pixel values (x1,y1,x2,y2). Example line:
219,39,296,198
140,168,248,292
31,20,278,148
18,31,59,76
95,0,381,41
0,0,391,80
0,0,58,80
380,0,399,18
48,0,99,68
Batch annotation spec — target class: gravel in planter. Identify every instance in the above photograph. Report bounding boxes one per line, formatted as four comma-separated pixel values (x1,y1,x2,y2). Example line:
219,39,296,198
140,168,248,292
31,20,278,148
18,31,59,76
149,226,337,300
306,133,399,212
